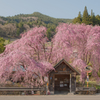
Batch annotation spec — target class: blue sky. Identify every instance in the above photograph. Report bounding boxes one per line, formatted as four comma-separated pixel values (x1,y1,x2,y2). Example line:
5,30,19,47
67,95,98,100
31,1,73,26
0,0,100,19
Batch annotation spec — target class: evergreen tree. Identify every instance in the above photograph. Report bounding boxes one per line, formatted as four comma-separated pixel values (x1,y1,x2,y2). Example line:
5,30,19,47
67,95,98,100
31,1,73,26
95,15,100,25
91,9,94,17
82,6,89,24
73,12,82,24
90,10,96,25
77,12,82,23
73,6,100,26
46,28,51,40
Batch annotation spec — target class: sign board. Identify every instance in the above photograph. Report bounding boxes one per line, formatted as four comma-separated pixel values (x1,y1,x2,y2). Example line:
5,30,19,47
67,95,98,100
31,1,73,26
55,78,57,80
44,76,48,82
60,84,63,87
85,66,92,73
60,81,63,83
50,77,52,80
47,83,49,86
87,77,89,82
64,84,67,86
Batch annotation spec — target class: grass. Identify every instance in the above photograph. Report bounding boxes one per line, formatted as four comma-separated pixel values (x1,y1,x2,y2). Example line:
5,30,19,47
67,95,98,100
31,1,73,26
77,81,100,89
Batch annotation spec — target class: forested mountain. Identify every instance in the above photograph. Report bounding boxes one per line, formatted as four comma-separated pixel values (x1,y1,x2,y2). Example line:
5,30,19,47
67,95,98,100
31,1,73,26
1,7,100,40
0,12,72,40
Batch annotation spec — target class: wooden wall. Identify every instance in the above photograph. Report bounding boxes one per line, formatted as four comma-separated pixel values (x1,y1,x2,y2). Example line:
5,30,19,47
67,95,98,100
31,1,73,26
48,62,77,93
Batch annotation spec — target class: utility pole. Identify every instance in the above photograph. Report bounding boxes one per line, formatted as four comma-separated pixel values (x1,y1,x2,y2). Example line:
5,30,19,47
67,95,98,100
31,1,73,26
70,74,71,93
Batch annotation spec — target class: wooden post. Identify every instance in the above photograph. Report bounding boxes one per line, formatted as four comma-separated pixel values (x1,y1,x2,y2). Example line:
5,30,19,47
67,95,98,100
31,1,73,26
87,72,88,87
46,82,48,95
74,74,76,91
70,74,71,93
44,76,48,95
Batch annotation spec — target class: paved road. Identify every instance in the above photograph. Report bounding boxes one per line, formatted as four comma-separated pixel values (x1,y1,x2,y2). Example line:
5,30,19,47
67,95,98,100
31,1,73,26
0,94,100,100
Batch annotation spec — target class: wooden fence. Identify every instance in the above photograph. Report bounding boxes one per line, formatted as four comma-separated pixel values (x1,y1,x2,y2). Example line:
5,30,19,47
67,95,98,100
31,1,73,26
0,87,46,95
75,82,100,95
75,87,96,95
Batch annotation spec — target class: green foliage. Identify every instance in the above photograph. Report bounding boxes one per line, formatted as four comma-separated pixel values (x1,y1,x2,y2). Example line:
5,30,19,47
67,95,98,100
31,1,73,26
73,6,100,26
46,28,52,40
73,12,82,24
98,69,100,77
0,12,72,40
96,85,100,89
16,28,20,36
82,6,89,24
0,37,5,53
87,62,92,66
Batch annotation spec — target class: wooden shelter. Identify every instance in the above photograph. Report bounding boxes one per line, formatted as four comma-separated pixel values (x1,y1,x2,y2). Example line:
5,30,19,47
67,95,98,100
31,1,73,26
48,59,80,94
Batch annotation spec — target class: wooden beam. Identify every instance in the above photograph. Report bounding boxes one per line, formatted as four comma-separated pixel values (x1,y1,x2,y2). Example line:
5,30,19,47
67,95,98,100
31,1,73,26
70,74,71,93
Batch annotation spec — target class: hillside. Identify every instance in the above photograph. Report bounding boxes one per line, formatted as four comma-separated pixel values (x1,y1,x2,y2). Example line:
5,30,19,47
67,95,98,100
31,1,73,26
0,12,72,40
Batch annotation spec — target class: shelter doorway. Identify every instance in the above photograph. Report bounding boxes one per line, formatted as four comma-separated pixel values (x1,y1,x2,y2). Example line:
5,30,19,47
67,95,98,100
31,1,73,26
54,74,70,92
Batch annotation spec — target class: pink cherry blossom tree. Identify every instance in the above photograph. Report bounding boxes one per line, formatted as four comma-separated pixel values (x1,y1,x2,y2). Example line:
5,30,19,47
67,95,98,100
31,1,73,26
51,23,100,83
0,26,54,87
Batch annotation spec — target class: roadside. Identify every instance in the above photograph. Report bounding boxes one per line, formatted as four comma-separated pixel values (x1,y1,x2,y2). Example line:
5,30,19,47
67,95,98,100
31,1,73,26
0,95,100,100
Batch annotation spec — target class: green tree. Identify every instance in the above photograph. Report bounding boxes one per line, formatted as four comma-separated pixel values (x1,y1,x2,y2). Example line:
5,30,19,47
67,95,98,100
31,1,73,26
16,28,20,36
95,15,100,25
73,12,82,24
77,12,82,23
90,10,96,25
46,28,51,40
0,37,5,53
82,6,89,24
18,22,23,28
